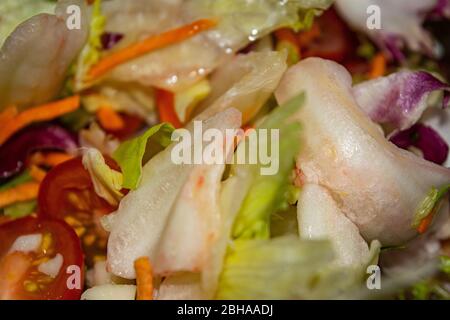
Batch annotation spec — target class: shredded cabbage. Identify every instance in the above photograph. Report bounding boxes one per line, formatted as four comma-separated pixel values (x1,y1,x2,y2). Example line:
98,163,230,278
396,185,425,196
217,237,381,299
217,237,334,299
231,93,303,239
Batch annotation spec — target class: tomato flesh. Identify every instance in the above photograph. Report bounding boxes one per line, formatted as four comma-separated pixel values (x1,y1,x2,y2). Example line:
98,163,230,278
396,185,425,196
302,9,355,63
38,157,117,266
0,217,84,300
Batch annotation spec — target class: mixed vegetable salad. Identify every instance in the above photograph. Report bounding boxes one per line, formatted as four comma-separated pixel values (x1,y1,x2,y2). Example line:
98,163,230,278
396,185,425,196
1,0,450,300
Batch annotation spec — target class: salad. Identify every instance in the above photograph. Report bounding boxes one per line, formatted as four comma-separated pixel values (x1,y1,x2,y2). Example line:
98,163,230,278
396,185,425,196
0,0,450,300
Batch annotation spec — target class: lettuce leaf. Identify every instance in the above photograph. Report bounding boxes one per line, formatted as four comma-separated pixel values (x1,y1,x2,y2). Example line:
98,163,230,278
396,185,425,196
405,255,450,300
184,0,333,51
0,0,55,47
0,171,36,218
217,237,381,299
82,148,123,206
3,200,36,218
112,123,174,189
231,93,303,239
217,236,349,299
441,255,450,275
0,170,32,191
73,0,106,91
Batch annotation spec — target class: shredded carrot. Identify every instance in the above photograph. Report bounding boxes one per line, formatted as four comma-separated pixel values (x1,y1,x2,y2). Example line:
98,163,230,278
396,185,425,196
0,182,39,208
30,152,74,168
134,257,153,300
0,96,80,146
29,165,47,182
297,23,321,47
0,106,18,124
96,106,125,131
156,88,182,128
417,209,436,234
88,19,217,80
368,53,387,79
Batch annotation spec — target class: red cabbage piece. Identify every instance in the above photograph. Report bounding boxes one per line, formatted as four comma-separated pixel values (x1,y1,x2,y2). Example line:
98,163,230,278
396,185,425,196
390,123,449,165
101,32,123,50
383,34,406,62
335,0,443,59
429,0,450,18
353,71,450,131
0,125,78,180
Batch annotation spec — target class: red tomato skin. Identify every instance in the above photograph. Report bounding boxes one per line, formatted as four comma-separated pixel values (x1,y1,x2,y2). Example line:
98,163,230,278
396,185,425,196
302,9,355,63
37,157,115,219
0,217,84,300
103,113,144,141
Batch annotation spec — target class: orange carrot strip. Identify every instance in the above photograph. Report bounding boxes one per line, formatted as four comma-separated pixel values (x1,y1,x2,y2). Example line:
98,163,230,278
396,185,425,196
0,182,40,208
88,19,217,80
0,106,18,124
43,152,74,167
0,96,80,146
155,88,182,128
96,106,125,131
368,53,387,79
134,257,153,300
30,152,74,168
417,209,436,234
29,165,47,182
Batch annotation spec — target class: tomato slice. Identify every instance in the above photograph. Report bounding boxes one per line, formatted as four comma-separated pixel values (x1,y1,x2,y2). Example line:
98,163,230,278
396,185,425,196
0,217,84,300
301,9,355,63
38,157,117,267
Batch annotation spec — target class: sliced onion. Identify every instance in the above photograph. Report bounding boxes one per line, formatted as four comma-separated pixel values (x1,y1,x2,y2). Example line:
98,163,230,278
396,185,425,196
390,123,449,165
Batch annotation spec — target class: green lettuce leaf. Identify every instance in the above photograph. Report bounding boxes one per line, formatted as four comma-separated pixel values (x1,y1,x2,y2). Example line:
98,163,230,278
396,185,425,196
3,200,36,218
231,93,303,239
185,0,333,50
441,255,450,275
0,0,55,47
72,0,105,91
0,170,33,192
0,171,36,217
112,123,174,189
217,236,354,299
82,148,123,206
217,237,381,299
